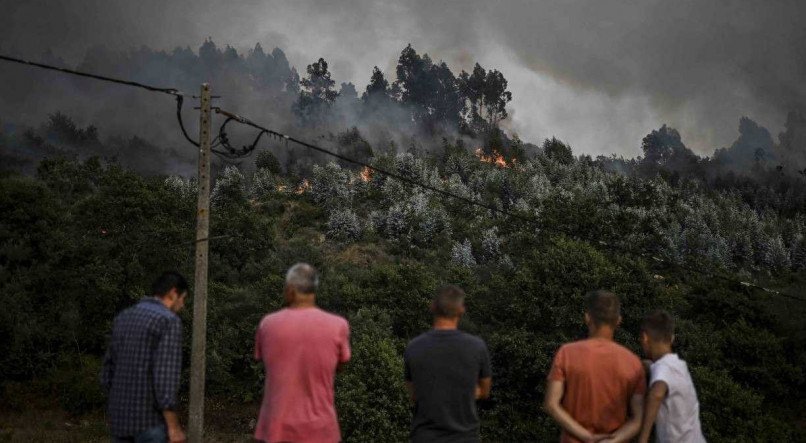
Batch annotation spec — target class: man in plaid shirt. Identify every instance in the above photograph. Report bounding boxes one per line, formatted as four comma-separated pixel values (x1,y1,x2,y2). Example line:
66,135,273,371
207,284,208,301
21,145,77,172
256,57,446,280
102,271,188,443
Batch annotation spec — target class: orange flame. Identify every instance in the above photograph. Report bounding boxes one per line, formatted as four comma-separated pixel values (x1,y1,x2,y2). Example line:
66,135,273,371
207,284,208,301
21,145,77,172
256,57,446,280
294,179,311,194
475,148,511,168
359,166,373,182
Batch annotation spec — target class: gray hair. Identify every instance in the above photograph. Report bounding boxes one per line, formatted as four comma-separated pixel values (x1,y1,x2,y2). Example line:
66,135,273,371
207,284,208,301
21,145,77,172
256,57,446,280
285,263,319,294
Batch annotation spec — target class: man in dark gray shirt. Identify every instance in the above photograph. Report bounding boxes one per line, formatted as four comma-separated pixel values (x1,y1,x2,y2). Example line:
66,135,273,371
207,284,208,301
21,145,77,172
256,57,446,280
404,285,492,443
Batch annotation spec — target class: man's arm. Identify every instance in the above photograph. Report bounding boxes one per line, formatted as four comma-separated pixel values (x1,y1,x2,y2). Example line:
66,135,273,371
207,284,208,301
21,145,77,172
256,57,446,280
153,319,184,442
637,381,667,443
100,344,115,393
602,393,644,443
476,377,492,400
543,380,612,442
163,410,186,443
337,321,351,373
406,381,416,403
476,341,493,400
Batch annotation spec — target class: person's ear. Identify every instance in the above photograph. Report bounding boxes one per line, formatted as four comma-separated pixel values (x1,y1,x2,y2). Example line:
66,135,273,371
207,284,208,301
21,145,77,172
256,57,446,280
584,312,591,325
283,286,294,304
617,315,623,327
671,334,676,345
166,288,178,302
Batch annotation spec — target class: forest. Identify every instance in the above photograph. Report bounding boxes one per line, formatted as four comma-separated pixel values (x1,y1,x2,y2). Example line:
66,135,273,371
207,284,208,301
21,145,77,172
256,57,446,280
1,40,805,442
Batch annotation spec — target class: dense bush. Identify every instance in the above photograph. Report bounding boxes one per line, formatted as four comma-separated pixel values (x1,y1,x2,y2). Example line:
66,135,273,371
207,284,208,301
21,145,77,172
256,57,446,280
1,153,804,442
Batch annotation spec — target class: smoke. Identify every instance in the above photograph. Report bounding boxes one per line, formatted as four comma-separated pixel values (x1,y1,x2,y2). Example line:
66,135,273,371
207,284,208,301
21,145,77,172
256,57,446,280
1,0,804,157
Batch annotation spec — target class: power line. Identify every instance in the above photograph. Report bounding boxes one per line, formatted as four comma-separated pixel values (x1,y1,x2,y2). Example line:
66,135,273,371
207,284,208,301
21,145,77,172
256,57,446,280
0,54,183,96
213,106,806,303
0,52,800,302
214,107,537,221
0,53,202,147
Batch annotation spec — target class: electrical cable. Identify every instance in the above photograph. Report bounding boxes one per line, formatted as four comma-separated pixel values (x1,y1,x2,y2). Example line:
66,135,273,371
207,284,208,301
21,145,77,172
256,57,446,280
213,106,806,303
0,53,800,302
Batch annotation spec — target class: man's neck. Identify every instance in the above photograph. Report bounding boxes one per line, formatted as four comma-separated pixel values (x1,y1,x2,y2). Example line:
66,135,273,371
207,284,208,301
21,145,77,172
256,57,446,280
651,344,673,361
288,299,316,309
155,296,173,311
433,317,459,330
588,325,616,341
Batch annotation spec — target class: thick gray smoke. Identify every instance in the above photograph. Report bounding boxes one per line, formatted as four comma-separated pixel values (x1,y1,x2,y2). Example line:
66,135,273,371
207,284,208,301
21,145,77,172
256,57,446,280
1,0,804,156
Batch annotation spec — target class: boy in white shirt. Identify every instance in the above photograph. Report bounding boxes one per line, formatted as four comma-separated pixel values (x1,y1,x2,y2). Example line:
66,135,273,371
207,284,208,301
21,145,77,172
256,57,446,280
638,310,706,443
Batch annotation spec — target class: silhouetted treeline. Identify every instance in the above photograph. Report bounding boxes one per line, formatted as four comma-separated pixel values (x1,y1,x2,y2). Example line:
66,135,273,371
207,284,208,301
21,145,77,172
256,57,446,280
595,113,806,216
2,39,805,216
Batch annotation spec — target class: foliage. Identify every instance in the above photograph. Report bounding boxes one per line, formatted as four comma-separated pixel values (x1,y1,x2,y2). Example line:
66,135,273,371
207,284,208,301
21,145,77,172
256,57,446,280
327,209,363,242
1,149,805,442
255,150,282,174
542,137,574,165
294,58,339,125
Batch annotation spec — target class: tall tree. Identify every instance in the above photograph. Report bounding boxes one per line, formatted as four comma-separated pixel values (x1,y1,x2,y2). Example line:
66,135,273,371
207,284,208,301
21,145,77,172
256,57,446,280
641,125,692,166
394,44,431,122
285,67,300,95
427,61,462,132
482,69,512,131
339,82,358,101
458,63,511,136
362,66,391,102
393,45,462,132
458,63,487,131
294,58,339,125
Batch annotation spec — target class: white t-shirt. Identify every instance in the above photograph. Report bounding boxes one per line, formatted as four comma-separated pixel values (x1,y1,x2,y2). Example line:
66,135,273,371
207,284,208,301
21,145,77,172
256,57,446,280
650,353,706,443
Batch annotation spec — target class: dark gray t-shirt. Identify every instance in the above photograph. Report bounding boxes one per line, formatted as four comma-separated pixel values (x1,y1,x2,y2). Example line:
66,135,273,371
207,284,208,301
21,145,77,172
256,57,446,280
404,329,492,443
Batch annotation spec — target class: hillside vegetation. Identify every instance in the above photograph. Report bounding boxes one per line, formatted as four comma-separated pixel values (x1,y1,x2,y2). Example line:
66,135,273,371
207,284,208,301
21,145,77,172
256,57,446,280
1,39,805,442
1,137,805,441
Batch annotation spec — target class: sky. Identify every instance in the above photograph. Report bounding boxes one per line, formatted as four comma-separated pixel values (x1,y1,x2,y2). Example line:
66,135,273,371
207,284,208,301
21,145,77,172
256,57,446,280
1,0,804,157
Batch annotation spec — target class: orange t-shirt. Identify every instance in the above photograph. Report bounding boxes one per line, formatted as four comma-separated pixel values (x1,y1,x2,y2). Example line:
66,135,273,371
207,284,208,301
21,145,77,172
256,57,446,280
547,338,646,443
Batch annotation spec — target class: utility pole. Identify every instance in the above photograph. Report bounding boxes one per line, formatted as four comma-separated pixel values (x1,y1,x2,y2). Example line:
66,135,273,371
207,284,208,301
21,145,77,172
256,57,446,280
189,83,212,443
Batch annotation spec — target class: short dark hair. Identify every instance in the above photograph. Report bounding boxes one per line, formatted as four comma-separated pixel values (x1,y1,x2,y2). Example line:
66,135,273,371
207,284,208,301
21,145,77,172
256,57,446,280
433,285,465,318
586,290,620,327
151,271,189,298
641,310,675,343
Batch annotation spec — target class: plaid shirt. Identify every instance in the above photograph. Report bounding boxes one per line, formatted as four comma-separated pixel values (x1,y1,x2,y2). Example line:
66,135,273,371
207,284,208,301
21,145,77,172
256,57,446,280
101,297,183,437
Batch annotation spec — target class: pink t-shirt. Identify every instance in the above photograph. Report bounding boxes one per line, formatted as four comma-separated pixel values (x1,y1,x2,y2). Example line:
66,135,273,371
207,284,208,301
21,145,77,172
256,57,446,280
254,307,351,443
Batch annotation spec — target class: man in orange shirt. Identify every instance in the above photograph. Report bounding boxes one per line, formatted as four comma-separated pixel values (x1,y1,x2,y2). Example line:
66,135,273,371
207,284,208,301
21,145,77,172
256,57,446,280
543,290,645,443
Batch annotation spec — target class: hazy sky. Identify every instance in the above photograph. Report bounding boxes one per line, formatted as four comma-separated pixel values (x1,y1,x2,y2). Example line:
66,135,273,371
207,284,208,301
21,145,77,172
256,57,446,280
1,0,804,157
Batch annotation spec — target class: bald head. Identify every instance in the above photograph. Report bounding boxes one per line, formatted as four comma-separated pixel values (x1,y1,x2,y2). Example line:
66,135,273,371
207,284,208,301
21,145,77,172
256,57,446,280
285,263,319,295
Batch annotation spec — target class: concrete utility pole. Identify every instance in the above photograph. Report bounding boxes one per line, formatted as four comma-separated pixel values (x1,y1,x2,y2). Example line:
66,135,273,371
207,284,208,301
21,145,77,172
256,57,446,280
189,83,212,443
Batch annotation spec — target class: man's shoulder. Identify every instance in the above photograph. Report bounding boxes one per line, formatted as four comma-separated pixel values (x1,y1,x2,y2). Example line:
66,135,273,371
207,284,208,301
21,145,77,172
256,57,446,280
260,308,348,328
651,354,688,377
406,331,432,349
405,330,486,352
457,330,487,349
117,299,177,324
558,339,640,359
610,341,642,365
556,339,590,354
316,308,349,327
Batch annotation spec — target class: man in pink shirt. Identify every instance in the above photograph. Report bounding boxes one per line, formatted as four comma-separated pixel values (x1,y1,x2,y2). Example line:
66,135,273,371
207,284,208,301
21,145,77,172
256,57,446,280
254,263,351,443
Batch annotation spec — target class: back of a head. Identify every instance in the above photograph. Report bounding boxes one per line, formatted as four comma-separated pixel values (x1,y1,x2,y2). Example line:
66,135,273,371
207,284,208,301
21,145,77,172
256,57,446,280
285,263,319,294
151,271,188,298
433,285,465,318
586,290,621,327
641,310,675,343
